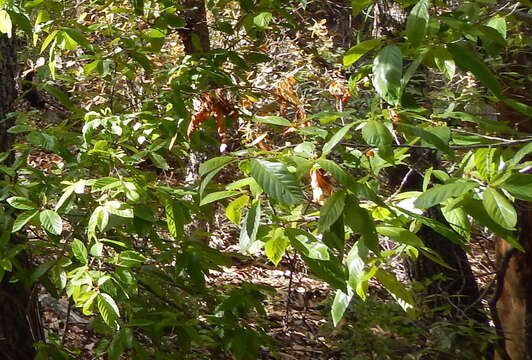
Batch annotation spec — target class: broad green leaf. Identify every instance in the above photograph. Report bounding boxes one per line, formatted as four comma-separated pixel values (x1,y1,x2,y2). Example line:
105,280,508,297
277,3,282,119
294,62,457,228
372,45,402,105
71,239,88,265
406,0,430,47
55,186,75,211
375,269,415,312
510,142,532,165
482,187,517,230
63,27,93,50
98,293,120,328
254,11,272,29
239,202,261,253
249,159,303,205
415,180,478,209
12,210,39,233
199,156,235,177
303,257,347,291
376,226,424,247
286,228,330,260
149,153,170,170
105,201,134,218
117,250,146,267
397,123,452,156
131,0,144,15
441,203,470,241
252,115,291,126
165,201,185,240
344,196,379,253
361,120,392,146
200,190,240,206
332,288,353,326
501,97,532,118
432,47,455,79
343,39,381,67
39,210,63,235
352,0,373,16
448,42,502,96
226,195,249,225
264,228,289,265
319,190,346,233
6,10,32,37
0,10,12,37
461,197,519,249
322,122,356,154
7,196,38,210
500,174,532,201
88,206,109,237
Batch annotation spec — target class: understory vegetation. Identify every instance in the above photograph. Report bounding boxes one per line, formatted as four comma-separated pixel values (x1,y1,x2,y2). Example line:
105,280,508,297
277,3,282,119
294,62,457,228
0,0,531,359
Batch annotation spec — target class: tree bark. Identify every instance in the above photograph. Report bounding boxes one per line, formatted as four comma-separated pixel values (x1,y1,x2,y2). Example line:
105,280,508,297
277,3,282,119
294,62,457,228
493,45,532,360
0,33,41,360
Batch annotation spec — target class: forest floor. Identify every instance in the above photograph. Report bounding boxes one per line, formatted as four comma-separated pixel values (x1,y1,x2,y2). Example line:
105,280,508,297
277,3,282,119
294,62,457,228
39,232,496,360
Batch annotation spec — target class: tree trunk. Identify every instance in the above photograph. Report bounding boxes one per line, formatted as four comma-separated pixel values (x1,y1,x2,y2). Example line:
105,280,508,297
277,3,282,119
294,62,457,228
0,33,41,360
392,165,486,322
492,46,532,360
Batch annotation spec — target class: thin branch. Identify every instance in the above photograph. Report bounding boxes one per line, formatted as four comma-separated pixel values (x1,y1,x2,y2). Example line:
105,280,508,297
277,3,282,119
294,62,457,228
343,138,532,150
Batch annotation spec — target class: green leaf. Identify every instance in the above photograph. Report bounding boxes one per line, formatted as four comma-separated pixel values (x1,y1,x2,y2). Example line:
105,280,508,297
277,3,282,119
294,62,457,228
500,174,532,201
39,210,63,235
7,196,38,210
117,250,146,267
304,257,347,291
372,45,402,105
249,159,303,205
253,12,272,29
510,142,532,165
88,206,109,237
0,10,12,37
105,201,134,218
200,190,240,206
149,152,170,170
397,123,452,156
344,196,379,254
415,180,478,209
6,10,32,37
319,191,346,233
352,0,373,16
482,187,517,230
406,0,430,47
323,122,356,154
63,27,93,50
97,293,120,328
441,203,471,242
71,239,88,265
502,97,532,118
226,195,249,225
199,156,235,177
375,269,415,312
239,201,261,253
448,42,502,96
331,288,353,326
376,226,424,247
264,228,289,266
432,47,455,79
362,120,392,146
165,201,185,240
343,39,381,67
461,197,519,249
252,115,291,126
12,210,39,233
286,228,330,260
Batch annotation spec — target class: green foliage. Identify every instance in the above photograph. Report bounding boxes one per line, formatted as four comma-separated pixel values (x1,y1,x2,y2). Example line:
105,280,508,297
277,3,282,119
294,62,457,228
0,0,530,358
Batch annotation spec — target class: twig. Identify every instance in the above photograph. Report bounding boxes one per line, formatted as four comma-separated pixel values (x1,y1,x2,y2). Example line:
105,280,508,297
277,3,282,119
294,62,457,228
343,138,532,150
284,252,296,325
61,300,72,345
